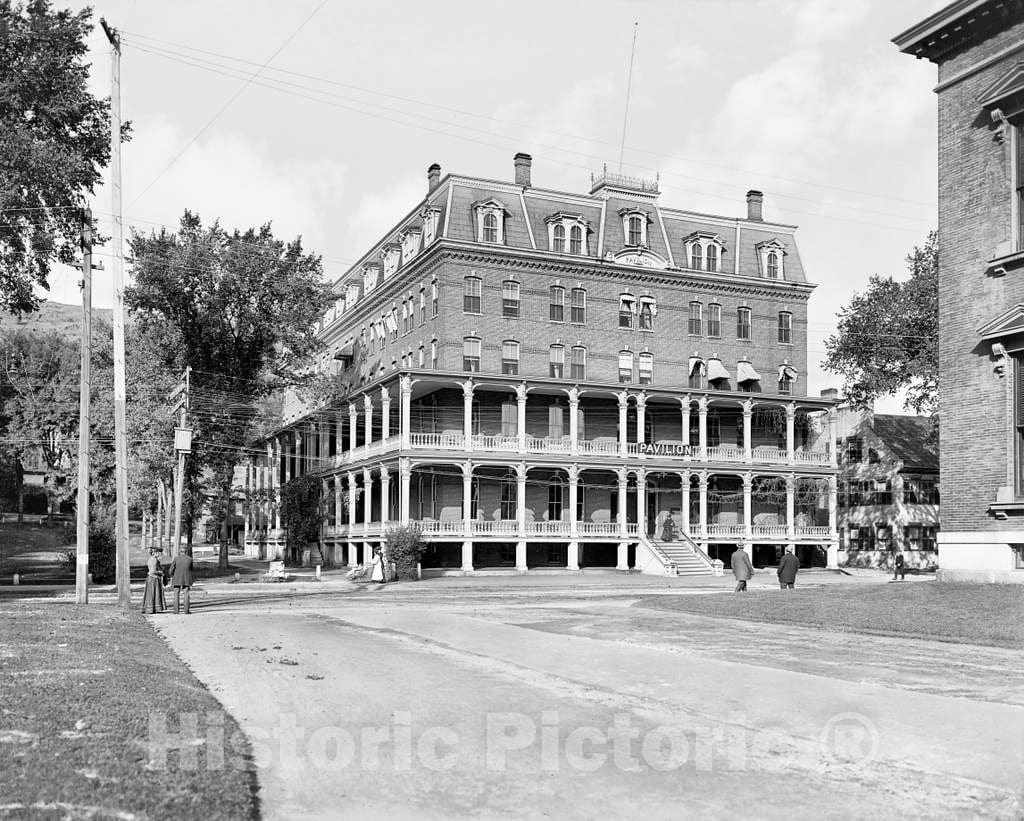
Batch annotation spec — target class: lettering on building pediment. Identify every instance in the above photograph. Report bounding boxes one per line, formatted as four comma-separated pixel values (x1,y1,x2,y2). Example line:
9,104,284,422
610,248,668,269
636,442,689,457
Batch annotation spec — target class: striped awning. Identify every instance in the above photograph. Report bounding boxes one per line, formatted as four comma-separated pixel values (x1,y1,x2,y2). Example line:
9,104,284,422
707,358,731,382
778,364,798,381
688,356,705,376
737,360,761,383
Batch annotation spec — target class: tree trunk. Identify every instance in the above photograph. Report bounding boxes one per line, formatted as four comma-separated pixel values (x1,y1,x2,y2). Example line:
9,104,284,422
15,459,24,524
218,484,230,570
185,498,193,556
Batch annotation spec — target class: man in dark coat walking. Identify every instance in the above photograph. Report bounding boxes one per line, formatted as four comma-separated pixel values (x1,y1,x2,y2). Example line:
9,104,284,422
730,544,754,592
777,547,799,589
169,548,194,614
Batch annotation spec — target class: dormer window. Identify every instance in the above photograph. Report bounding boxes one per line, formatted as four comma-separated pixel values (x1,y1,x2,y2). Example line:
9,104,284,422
421,206,441,246
545,212,590,255
474,199,507,244
400,228,421,265
362,264,381,294
683,232,725,272
756,239,787,279
381,243,401,277
619,208,649,248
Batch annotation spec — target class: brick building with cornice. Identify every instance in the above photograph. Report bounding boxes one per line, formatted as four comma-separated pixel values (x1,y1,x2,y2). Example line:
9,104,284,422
241,154,838,576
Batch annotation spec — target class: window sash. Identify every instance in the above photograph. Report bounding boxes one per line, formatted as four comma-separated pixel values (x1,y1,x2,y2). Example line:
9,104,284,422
552,225,565,253
706,245,717,272
639,301,654,330
628,217,642,246
502,282,520,317
708,305,721,338
737,309,751,339
549,287,565,321
570,227,583,255
570,289,586,323
778,312,792,343
570,347,586,380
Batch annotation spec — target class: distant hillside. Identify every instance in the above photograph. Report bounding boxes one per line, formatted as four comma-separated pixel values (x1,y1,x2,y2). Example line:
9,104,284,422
1,301,113,339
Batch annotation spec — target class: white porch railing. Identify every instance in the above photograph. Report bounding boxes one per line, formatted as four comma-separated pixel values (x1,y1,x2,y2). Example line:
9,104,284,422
471,434,519,451
752,524,789,537
796,525,831,537
410,431,466,450
525,521,570,536
472,519,519,535
576,521,620,536
793,450,829,465
707,523,747,537
419,520,464,536
526,436,572,454
707,446,746,463
577,438,619,455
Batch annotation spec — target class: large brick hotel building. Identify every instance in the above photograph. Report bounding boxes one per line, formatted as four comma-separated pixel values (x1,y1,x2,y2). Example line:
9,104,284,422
243,155,838,575
896,0,1024,581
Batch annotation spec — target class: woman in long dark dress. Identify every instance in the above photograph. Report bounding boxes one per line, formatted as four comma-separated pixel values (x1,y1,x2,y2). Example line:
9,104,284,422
141,548,166,614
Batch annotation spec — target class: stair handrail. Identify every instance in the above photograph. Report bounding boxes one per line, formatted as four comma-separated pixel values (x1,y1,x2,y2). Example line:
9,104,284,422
637,532,678,576
672,530,717,570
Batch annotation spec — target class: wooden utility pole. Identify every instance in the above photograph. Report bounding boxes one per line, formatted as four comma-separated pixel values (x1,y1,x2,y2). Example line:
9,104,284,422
100,18,130,610
75,209,93,605
171,367,192,556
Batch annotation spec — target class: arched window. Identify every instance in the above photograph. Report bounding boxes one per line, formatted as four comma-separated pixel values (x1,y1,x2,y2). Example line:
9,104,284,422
463,337,481,372
778,311,792,344
570,287,587,323
500,469,517,520
737,307,752,340
690,244,703,270
638,352,654,385
549,285,565,321
549,344,565,378
767,251,779,279
548,477,565,520
688,301,703,335
628,215,643,246
502,280,520,318
570,225,583,255
463,276,481,313
706,244,718,272
570,345,587,380
483,213,498,243
552,224,566,253
501,340,520,375
618,350,634,384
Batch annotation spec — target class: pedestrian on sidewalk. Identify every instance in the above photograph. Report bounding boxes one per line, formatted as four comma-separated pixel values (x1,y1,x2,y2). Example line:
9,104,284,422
894,551,906,581
141,548,166,614
169,548,194,614
370,547,385,584
777,547,799,590
730,544,754,592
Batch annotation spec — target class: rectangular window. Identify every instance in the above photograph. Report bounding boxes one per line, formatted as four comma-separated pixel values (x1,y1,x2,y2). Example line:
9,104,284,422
548,404,564,438
618,350,633,384
638,353,653,385
708,304,722,338
502,280,520,318
463,337,481,372
570,288,587,323
501,340,519,375
418,346,424,367
549,345,564,378
501,401,517,437
639,299,654,331
548,482,564,521
570,346,586,380
500,477,516,520
778,311,792,344
464,277,481,313
431,340,438,369
872,480,892,506
619,295,634,328
419,290,426,325
737,307,751,340
549,286,565,322
688,302,703,336
431,282,439,317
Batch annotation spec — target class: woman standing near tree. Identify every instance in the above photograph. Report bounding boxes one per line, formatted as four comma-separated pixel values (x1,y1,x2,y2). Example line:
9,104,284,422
141,548,165,614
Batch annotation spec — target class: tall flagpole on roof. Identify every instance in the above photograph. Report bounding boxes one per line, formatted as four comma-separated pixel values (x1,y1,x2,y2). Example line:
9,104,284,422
617,21,639,174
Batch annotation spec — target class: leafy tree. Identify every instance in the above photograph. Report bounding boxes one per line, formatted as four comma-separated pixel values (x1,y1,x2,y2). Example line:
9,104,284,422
126,211,331,568
280,475,324,566
385,525,425,581
0,1,127,314
824,232,938,416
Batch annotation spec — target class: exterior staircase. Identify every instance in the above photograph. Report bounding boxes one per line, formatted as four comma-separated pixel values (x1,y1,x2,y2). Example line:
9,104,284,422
641,532,715,576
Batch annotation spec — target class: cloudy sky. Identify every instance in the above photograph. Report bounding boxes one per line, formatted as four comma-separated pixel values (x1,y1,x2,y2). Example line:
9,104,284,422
55,0,941,410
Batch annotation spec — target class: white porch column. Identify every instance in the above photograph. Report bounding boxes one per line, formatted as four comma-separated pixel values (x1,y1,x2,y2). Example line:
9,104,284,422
283,435,292,483
516,463,527,534
380,387,391,441
242,459,252,548
568,540,580,571
698,471,708,539
348,403,358,451
681,472,691,535
786,474,796,538
400,375,412,449
827,475,839,568
742,400,753,463
568,387,579,456
568,465,579,538
463,380,474,451
295,429,303,477
786,402,796,464
516,383,528,453
698,397,708,460
681,396,691,450
635,468,647,538
399,459,411,525
364,394,374,446
334,477,343,531
743,472,753,539
461,541,474,573
462,462,474,537
635,392,647,447
515,540,527,573
827,407,838,468
616,467,628,537
617,391,629,457
362,467,373,531
347,471,357,528
380,466,390,525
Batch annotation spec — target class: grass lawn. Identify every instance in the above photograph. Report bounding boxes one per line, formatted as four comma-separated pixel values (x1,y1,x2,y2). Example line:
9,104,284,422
639,582,1024,648
0,600,260,819
0,522,75,581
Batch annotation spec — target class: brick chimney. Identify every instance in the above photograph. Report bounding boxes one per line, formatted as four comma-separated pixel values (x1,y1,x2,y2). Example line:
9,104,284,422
427,163,441,193
746,190,764,221
514,152,532,187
